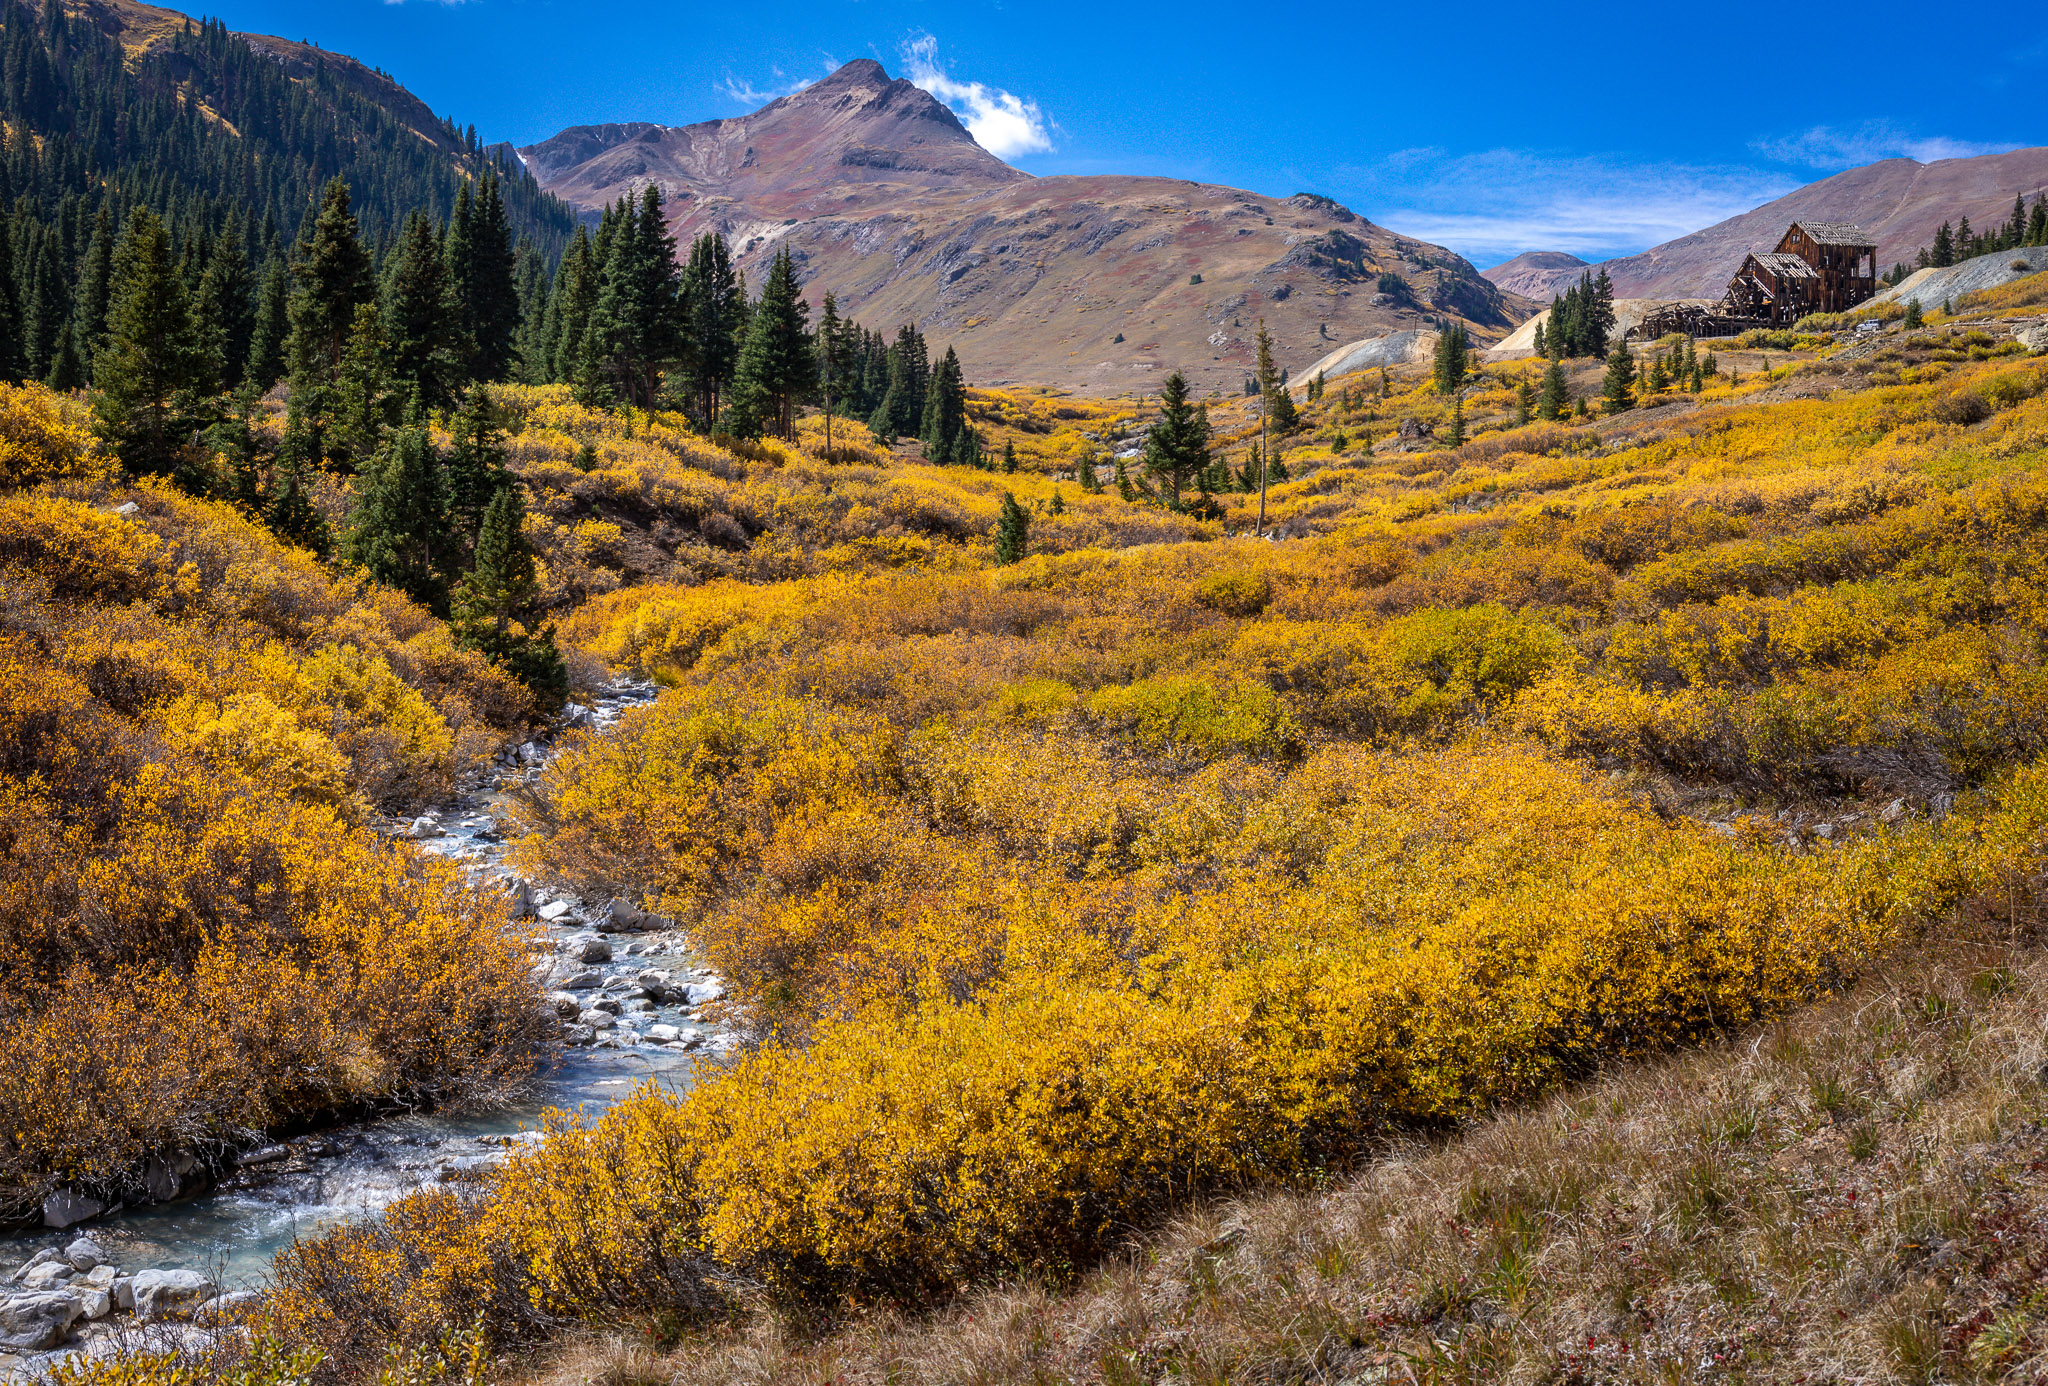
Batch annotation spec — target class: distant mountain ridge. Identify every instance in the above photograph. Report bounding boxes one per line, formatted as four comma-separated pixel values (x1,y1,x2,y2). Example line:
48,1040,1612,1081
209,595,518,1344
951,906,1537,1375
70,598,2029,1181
1483,148,2048,303
521,60,1528,392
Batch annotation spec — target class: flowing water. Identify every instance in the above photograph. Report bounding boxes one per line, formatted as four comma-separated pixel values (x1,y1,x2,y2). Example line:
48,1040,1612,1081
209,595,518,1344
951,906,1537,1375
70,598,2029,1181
1,679,717,1292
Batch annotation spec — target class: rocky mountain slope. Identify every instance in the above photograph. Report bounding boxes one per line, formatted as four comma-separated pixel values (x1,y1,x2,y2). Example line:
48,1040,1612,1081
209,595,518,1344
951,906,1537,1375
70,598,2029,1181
520,61,1528,392
1480,249,1590,298
1484,147,2048,302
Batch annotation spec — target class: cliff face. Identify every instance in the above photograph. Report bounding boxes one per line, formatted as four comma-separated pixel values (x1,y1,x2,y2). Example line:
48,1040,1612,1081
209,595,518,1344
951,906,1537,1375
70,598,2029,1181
522,62,1526,392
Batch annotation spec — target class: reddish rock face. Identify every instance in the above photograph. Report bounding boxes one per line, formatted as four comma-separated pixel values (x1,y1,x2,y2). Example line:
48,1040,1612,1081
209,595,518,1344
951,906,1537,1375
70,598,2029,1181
521,61,1528,395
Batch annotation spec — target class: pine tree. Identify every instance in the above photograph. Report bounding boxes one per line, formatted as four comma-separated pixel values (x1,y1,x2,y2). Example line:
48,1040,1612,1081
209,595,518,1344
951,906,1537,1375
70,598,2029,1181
330,303,393,474
954,426,984,469
269,412,331,557
1903,298,1924,328
92,208,212,477
1532,320,1546,357
588,187,686,410
1444,397,1465,447
1538,358,1568,420
816,292,842,456
548,226,599,386
1141,369,1210,509
344,422,449,609
1931,221,1955,268
444,385,510,548
451,484,566,706
1514,377,1533,426
1001,439,1018,474
1432,322,1469,393
1602,339,1636,415
1077,451,1100,493
450,172,521,383
681,231,745,426
994,490,1029,564
246,258,290,392
726,246,815,439
196,231,255,390
74,205,114,375
916,345,965,462
286,178,375,390
382,210,463,408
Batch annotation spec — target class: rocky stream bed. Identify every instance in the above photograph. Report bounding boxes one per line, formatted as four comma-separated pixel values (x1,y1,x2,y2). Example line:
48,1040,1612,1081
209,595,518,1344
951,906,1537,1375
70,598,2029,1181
1,679,723,1379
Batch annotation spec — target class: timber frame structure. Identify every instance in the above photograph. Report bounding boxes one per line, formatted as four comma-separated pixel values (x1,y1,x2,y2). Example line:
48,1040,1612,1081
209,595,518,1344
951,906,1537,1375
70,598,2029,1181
1632,220,1880,339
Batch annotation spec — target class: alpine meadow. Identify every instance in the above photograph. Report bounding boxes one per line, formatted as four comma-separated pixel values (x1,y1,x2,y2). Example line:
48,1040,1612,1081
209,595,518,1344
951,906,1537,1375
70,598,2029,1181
2,1,2048,1382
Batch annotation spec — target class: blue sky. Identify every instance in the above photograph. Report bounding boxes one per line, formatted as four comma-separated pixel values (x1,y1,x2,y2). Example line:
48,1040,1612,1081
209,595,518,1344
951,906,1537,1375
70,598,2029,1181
200,0,2040,268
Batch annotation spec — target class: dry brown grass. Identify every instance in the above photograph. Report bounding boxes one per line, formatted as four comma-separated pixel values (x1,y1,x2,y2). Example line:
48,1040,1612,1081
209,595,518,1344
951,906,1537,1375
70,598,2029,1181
517,923,2048,1385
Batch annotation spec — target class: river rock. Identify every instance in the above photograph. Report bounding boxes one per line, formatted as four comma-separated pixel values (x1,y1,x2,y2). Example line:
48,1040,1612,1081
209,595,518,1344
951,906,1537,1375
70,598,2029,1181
537,899,574,922
111,1277,133,1312
139,1151,200,1202
9,1249,60,1282
500,878,533,918
20,1262,70,1291
41,1189,104,1229
576,1009,613,1029
0,1290,84,1351
79,1267,117,1291
2019,322,2048,354
561,934,610,964
131,1269,215,1320
562,1024,595,1046
558,968,601,991
76,1289,112,1321
62,1238,105,1272
546,991,582,1018
602,897,655,931
634,969,676,1002
645,1024,682,1043
587,997,621,1015
408,816,443,839
193,1290,261,1322
561,703,593,729
685,981,726,1006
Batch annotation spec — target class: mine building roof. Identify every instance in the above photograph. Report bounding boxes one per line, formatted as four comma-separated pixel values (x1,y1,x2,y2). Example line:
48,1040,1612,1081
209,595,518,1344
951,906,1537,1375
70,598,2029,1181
1752,252,1819,279
1787,221,1876,247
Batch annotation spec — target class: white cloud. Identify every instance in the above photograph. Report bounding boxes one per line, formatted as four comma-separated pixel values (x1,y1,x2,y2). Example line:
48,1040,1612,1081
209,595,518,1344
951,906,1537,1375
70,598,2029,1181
1337,148,1797,266
898,35,1054,160
1752,122,2027,168
718,58,838,108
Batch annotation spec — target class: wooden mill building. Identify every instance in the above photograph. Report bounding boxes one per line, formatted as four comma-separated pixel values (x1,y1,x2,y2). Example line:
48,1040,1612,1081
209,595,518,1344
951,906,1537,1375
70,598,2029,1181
1722,221,1879,326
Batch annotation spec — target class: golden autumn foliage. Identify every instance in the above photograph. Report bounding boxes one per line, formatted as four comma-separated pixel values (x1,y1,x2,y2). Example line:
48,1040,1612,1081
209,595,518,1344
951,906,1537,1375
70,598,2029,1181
0,405,550,1219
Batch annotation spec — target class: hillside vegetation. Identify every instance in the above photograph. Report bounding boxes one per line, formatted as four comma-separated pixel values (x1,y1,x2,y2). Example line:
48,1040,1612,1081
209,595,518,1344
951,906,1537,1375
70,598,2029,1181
0,384,547,1224
141,281,2048,1382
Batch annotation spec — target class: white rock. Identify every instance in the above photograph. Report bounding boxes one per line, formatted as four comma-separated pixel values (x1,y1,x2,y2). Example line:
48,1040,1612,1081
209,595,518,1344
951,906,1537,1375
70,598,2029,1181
111,1278,134,1312
685,982,726,1005
112,501,140,517
562,1024,596,1046
546,992,582,1018
9,1250,60,1283
79,1266,117,1291
0,1289,85,1352
500,878,533,918
646,1024,682,1043
77,1289,112,1321
130,1269,215,1320
62,1238,106,1273
576,1009,614,1029
537,899,574,922
21,1263,71,1292
193,1290,262,1322
408,817,443,839
602,897,654,931
558,969,601,991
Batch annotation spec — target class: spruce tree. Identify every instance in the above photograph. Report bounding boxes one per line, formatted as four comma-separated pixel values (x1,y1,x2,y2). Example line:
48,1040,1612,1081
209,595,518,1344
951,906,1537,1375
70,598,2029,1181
1444,397,1465,447
681,231,745,425
726,246,816,439
588,186,685,409
1514,377,1533,426
1077,451,1100,493
445,385,511,549
330,303,393,474
1049,487,1065,515
44,323,83,392
286,179,375,390
383,210,464,409
451,484,566,706
196,231,255,390
269,413,331,557
74,205,114,375
993,490,1029,565
1602,339,1636,415
92,208,212,477
1141,369,1210,509
548,226,599,385
916,344,966,460
344,421,449,609
1903,297,1924,328
246,258,291,393
1001,439,1018,473
451,172,521,384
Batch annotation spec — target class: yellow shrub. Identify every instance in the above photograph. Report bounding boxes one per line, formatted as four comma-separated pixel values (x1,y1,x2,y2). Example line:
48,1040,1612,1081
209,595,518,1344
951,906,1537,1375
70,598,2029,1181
0,382,106,489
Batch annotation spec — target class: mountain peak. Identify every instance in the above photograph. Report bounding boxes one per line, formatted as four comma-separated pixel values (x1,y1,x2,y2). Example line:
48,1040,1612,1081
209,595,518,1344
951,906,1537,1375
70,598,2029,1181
810,58,890,92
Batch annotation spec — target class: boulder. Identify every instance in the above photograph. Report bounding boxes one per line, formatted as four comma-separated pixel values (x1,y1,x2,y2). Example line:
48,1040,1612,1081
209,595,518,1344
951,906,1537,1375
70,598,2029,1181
79,1266,118,1291
587,997,621,1015
77,1288,112,1321
561,1024,596,1046
558,969,601,991
130,1269,215,1321
193,1290,262,1322
0,1290,84,1351
2019,322,2048,355
111,1278,134,1312
561,934,610,964
62,1238,105,1272
546,992,583,1019
646,1024,683,1043
21,1262,71,1291
576,1009,614,1029
9,1249,61,1282
602,897,656,931
112,501,140,517
685,981,726,1006
41,1189,104,1229
408,816,443,839
537,899,574,922
500,878,533,919
635,969,677,1002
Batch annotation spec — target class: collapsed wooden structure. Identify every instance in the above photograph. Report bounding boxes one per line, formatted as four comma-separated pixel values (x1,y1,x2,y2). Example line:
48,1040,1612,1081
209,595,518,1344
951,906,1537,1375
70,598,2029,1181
1632,221,1879,340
